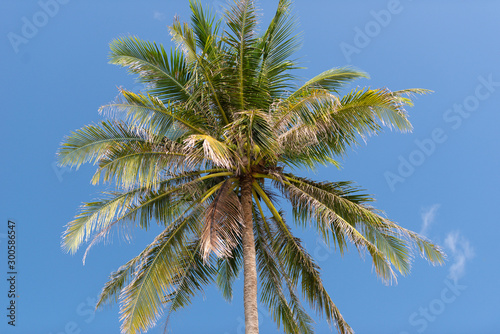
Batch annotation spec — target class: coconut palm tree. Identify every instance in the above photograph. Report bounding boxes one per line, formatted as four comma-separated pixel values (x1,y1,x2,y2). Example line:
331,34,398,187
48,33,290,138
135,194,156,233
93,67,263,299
58,1,444,333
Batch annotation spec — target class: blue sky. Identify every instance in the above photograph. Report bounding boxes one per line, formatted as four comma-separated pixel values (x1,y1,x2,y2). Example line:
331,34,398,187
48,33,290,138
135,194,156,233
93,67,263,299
1,1,499,333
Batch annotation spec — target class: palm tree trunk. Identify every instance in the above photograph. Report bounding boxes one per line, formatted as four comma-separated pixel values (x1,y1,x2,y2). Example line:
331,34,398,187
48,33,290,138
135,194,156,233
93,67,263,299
240,176,259,334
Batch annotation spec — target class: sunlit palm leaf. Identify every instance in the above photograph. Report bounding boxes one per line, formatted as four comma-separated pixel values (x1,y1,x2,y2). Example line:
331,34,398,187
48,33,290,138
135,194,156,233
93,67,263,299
256,0,299,100
64,173,221,256
109,36,192,103
96,247,151,309
269,212,353,334
119,206,203,334
189,0,222,56
100,90,207,137
164,240,217,317
216,241,243,301
254,206,314,334
289,67,369,100
58,120,150,169
224,0,261,110
90,140,186,189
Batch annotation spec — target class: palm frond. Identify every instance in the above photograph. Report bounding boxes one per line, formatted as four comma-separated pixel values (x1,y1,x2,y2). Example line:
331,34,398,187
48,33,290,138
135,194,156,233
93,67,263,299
64,173,222,257
336,88,413,133
62,191,138,254
96,247,150,309
251,181,285,226
169,16,229,125
90,140,186,189
200,179,243,260
164,240,217,318
270,211,353,334
216,241,243,301
383,221,445,265
185,134,235,169
224,0,260,110
288,67,368,100
278,174,397,282
189,0,222,56
109,36,192,103
391,88,433,107
281,174,444,267
228,110,278,163
360,224,412,276
170,15,198,63
100,90,207,137
254,205,314,334
256,0,300,99
119,206,203,334
58,120,151,169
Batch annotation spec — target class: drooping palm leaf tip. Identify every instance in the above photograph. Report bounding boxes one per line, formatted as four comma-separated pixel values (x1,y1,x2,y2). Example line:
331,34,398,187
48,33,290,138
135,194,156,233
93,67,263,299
57,0,444,333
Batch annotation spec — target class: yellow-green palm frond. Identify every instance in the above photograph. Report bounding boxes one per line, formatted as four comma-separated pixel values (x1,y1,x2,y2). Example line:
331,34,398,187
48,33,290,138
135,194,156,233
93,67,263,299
185,134,236,169
89,138,188,189
336,88,413,132
256,0,300,100
109,36,192,103
164,240,217,317
215,241,243,301
62,190,139,255
189,0,223,58
269,211,354,334
254,206,314,334
278,174,444,280
100,90,208,137
169,13,230,126
288,67,369,100
58,120,151,169
96,247,151,309
63,172,225,257
224,0,259,110
119,206,203,334
227,109,279,165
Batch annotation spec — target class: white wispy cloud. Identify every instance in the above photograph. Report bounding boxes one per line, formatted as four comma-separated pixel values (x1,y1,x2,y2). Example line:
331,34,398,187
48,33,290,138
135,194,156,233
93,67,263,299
444,231,474,281
153,11,166,21
419,204,440,236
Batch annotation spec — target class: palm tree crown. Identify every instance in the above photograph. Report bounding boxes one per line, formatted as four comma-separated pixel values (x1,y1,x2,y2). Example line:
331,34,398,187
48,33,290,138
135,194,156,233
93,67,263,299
58,1,444,334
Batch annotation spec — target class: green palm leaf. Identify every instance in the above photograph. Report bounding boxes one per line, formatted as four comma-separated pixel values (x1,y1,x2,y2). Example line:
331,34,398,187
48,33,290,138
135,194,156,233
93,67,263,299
289,67,369,100
90,140,185,189
254,206,314,334
119,206,203,334
257,0,300,99
216,241,243,301
164,240,217,315
109,36,192,103
58,120,149,169
270,212,353,334
96,247,150,309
